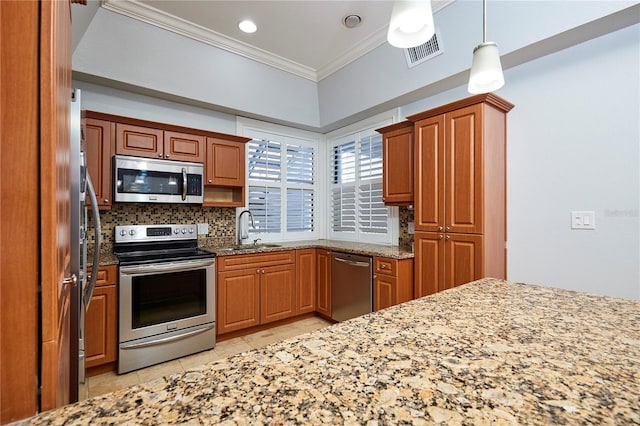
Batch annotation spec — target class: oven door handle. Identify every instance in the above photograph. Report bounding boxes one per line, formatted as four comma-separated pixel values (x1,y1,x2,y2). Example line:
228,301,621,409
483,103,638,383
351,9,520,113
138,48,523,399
120,324,215,350
120,259,215,275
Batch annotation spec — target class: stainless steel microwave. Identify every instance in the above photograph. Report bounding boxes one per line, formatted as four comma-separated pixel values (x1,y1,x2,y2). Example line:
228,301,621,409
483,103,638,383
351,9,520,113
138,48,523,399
114,155,204,204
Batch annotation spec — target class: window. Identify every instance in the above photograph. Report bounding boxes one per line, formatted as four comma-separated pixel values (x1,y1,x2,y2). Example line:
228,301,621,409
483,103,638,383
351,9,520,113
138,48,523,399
239,119,320,241
328,123,397,244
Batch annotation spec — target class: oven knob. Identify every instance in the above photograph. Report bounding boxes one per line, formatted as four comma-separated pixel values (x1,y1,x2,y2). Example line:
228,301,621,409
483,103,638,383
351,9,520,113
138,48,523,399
129,229,136,236
188,228,194,234
181,228,186,234
120,229,127,236
174,229,179,234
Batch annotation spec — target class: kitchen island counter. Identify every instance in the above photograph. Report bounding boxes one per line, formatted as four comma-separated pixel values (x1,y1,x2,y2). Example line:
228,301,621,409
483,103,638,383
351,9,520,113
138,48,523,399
20,278,639,425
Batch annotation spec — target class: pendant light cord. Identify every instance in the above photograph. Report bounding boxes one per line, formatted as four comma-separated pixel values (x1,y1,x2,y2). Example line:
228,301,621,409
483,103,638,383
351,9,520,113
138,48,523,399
482,0,487,43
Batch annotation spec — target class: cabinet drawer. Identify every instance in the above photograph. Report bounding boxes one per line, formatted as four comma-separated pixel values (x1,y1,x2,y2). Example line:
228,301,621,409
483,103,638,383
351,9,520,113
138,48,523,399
374,257,397,276
217,250,295,272
88,265,118,287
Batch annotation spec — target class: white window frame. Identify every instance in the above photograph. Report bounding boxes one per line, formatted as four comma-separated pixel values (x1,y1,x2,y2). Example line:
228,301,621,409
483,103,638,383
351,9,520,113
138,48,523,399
326,110,400,245
237,117,323,242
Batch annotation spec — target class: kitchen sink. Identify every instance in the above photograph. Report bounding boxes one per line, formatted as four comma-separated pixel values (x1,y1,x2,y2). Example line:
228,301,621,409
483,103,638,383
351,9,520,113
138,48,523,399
217,243,281,252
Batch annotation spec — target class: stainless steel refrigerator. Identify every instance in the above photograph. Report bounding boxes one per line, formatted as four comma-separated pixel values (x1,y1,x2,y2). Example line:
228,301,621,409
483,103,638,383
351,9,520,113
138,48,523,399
70,88,102,402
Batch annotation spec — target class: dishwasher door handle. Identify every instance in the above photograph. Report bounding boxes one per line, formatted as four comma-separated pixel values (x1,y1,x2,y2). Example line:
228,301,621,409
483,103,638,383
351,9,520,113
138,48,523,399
334,257,370,267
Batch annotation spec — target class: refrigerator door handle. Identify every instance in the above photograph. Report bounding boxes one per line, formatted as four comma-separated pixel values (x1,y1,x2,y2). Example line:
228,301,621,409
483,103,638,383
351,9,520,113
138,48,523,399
84,172,101,310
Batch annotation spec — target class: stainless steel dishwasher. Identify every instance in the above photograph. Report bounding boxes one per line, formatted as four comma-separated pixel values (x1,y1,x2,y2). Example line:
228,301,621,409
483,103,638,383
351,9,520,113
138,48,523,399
330,252,373,322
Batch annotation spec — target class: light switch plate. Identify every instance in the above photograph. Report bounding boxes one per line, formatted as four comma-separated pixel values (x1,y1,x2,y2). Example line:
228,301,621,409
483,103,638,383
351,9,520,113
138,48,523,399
571,211,596,230
197,223,209,235
408,221,415,234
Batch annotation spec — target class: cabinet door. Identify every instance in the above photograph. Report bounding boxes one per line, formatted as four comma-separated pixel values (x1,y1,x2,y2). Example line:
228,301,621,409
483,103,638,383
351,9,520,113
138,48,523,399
83,119,114,209
373,274,397,311
382,126,413,205
205,138,245,186
164,131,204,163
445,104,483,234
414,232,443,298
316,249,331,317
443,234,483,292
260,264,296,324
85,285,117,368
217,269,260,334
116,123,163,159
295,249,316,314
414,115,445,232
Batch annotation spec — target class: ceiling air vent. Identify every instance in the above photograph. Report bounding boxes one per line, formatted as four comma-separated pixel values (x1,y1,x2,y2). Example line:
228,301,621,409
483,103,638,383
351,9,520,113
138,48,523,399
404,30,443,68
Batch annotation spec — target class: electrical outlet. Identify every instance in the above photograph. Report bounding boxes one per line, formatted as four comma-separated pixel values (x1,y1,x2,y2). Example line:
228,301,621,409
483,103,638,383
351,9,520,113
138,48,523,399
571,211,595,230
197,223,209,235
408,221,415,234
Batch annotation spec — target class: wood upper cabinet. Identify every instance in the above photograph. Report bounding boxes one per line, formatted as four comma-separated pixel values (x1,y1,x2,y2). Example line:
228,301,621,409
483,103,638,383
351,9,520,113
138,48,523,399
83,118,114,210
316,249,331,318
164,131,205,163
377,121,414,205
85,265,118,370
116,124,204,163
204,137,249,207
295,249,316,314
373,257,413,311
116,123,164,159
206,138,245,186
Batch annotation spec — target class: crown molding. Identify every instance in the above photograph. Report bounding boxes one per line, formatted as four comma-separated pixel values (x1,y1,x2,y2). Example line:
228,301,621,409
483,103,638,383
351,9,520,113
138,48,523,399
101,0,317,81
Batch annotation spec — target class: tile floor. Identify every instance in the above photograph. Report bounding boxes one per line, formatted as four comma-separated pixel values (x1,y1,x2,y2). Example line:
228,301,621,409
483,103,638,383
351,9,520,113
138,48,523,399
80,316,332,400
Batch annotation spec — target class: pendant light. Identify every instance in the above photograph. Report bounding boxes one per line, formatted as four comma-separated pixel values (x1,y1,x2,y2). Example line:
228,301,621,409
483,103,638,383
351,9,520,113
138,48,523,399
387,0,435,48
468,0,504,94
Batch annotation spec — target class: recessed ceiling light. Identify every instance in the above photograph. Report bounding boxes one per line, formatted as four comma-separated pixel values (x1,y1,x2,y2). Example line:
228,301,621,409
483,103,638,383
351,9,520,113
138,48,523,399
238,20,257,34
343,14,362,29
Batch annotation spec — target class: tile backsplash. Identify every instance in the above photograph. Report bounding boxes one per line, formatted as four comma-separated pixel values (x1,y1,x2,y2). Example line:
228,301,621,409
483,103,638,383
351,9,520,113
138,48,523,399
398,206,415,249
88,204,236,252
89,204,415,252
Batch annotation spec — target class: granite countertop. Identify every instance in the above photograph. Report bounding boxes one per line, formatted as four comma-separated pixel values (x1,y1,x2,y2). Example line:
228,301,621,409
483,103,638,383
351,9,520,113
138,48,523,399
20,278,640,425
203,239,415,260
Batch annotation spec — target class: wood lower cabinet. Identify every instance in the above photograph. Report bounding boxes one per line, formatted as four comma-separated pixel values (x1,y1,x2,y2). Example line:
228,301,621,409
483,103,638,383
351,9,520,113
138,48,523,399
376,120,414,205
373,257,413,311
414,232,483,297
295,249,316,314
316,249,331,317
260,264,296,324
82,117,114,210
85,265,118,372
217,269,261,334
216,251,296,335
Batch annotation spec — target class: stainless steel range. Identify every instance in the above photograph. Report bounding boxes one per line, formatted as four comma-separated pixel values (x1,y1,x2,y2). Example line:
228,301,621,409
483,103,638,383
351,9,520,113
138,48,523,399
114,224,216,374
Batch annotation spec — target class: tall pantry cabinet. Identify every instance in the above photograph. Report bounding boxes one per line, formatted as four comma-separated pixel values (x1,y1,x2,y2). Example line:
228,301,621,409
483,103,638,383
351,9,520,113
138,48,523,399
407,94,514,298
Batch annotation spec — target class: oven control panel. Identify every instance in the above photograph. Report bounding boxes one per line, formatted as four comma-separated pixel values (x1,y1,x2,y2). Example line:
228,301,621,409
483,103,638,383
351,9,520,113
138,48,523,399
115,224,197,243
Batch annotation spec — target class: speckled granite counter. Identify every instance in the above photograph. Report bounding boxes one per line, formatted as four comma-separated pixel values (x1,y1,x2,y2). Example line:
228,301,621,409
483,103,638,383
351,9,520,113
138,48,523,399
20,278,639,425
204,239,415,260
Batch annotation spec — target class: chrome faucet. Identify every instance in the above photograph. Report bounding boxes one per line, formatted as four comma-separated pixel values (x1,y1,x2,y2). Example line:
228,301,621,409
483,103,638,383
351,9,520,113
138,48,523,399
237,209,256,245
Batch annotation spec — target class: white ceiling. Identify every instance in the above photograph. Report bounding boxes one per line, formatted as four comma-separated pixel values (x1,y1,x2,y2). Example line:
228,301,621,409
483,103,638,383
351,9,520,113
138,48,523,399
102,0,454,81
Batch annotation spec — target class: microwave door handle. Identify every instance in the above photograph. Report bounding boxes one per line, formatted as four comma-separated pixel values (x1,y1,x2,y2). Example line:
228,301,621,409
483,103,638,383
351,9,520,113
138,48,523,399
84,172,101,310
182,168,187,201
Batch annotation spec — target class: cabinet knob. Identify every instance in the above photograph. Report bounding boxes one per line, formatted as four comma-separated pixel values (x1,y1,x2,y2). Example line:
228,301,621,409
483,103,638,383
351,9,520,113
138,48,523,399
380,264,387,269
104,199,109,203
445,226,451,232
158,153,162,157
165,154,170,158
208,179,212,183
438,234,443,240
445,235,451,241
438,226,443,231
